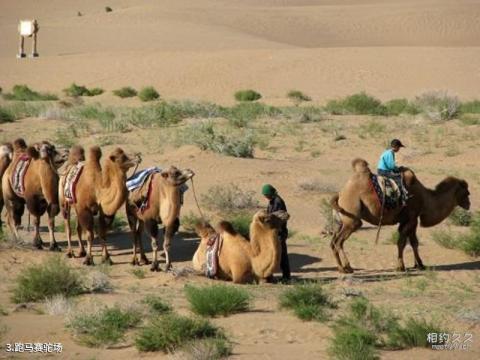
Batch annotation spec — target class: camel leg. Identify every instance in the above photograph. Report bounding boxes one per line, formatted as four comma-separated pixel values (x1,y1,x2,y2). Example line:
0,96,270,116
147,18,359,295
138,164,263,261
163,225,175,272
396,223,409,272
99,214,113,265
78,211,94,265
409,230,425,270
47,211,60,252
146,219,160,272
32,215,43,249
76,221,86,258
330,226,345,272
137,222,150,265
64,206,74,257
331,223,357,273
5,200,20,241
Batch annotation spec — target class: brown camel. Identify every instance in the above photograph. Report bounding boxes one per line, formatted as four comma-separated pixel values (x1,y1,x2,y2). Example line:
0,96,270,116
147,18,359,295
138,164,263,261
0,143,14,227
60,146,139,264
192,210,290,283
126,166,194,271
330,158,471,273
2,140,68,249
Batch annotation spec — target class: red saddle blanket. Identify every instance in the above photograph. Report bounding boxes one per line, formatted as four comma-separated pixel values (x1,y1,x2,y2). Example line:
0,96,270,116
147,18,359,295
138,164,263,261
11,155,31,198
63,162,84,204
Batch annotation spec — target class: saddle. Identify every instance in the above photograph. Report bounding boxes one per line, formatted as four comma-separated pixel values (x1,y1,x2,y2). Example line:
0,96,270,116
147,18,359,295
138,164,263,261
370,173,402,210
127,168,161,214
206,233,223,278
11,154,31,198
63,162,84,204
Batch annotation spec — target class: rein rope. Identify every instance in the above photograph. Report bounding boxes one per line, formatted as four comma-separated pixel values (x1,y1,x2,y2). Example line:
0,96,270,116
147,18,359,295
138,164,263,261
375,177,386,245
190,177,206,221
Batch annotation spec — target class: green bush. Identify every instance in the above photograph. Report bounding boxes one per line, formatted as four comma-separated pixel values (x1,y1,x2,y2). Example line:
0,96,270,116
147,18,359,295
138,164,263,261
459,115,480,126
135,313,227,352
449,207,472,226
11,256,83,303
201,183,258,214
328,322,379,360
63,83,104,97
128,102,182,127
3,85,58,101
0,107,14,123
142,295,172,315
460,100,480,114
225,212,252,238
384,98,420,116
223,102,281,127
234,89,262,102
67,304,142,347
279,283,336,321
131,268,146,279
105,6,113,12
113,87,137,98
387,317,445,348
325,92,386,115
138,86,160,102
185,284,250,317
432,214,480,256
287,90,311,106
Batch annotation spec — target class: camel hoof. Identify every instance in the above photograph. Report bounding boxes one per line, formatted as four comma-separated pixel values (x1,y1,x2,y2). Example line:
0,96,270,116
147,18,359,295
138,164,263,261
130,257,140,266
49,243,61,252
344,265,354,273
150,261,161,272
140,256,151,266
101,256,113,266
77,250,87,258
396,266,406,272
414,264,426,271
83,256,94,266
33,243,43,250
66,250,74,258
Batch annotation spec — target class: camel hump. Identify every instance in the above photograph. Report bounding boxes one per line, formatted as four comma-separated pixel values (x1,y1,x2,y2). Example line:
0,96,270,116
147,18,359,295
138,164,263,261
26,146,40,159
13,138,27,152
351,158,370,173
0,143,13,159
87,146,102,162
68,145,85,164
217,220,237,236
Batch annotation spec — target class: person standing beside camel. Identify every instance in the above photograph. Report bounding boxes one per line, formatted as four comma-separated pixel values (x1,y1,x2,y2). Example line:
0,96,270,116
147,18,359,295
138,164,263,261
262,184,291,282
377,139,409,203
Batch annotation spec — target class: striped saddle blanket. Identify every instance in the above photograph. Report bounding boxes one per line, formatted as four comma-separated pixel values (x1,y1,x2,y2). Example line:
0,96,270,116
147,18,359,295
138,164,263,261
11,155,31,198
206,233,223,278
126,167,162,192
370,174,402,210
63,162,84,204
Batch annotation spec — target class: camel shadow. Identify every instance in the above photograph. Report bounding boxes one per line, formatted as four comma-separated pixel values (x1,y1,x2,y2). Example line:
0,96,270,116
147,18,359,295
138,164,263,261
289,253,322,272
429,261,480,271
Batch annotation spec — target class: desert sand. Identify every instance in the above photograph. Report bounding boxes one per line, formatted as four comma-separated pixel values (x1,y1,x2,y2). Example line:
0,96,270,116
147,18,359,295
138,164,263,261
0,0,479,359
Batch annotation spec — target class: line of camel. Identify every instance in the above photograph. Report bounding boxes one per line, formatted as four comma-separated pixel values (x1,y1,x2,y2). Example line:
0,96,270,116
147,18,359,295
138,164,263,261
0,139,471,283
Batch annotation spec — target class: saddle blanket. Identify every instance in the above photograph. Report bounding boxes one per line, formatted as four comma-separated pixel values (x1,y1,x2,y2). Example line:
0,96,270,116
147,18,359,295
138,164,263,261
370,174,401,210
63,162,84,204
126,166,162,191
11,155,30,198
206,233,223,278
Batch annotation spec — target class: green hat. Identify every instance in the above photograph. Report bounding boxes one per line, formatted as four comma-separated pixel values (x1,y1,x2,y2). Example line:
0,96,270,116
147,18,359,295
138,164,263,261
262,184,276,196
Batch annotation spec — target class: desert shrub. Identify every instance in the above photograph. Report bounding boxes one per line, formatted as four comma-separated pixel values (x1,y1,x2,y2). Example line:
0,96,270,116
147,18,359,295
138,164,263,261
432,215,480,256
180,338,232,360
279,283,336,321
324,92,386,115
63,83,103,97
43,294,73,316
67,303,142,347
460,100,480,114
320,198,335,235
358,120,386,138
225,212,251,238
449,207,472,226
40,105,71,121
201,183,258,214
128,102,182,127
135,313,227,352
459,115,480,126
2,85,57,101
113,86,137,98
414,91,460,121
11,256,83,303
82,270,112,293
387,317,445,348
131,268,146,279
178,121,258,158
234,89,262,102
138,86,160,102
170,100,223,119
181,212,205,232
287,90,311,106
0,107,14,123
384,98,420,116
298,179,337,193
328,322,379,360
105,6,113,12
142,295,172,315
223,102,281,127
53,126,79,148
185,284,250,317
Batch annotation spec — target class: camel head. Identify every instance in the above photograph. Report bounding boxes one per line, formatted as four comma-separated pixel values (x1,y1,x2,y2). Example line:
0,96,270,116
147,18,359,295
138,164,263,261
67,145,85,165
34,141,68,169
160,166,195,186
455,179,471,210
0,143,13,161
107,148,140,172
252,209,290,230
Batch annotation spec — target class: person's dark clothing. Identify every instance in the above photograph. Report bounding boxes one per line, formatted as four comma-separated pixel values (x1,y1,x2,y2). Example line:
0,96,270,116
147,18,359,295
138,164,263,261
267,194,290,280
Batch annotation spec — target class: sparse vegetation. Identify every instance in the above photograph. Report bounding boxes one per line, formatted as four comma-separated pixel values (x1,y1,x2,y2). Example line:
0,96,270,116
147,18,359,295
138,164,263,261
449,207,472,226
279,283,336,321
131,268,146,279
142,295,172,315
180,338,232,360
320,198,335,235
460,100,480,114
234,89,262,102
11,256,83,303
201,183,258,214
387,317,445,348
358,120,386,138
325,92,386,115
414,91,460,121
287,90,312,106
138,86,160,102
43,294,73,316
0,107,14,123
432,213,480,256
128,102,183,127
181,212,205,232
225,212,252,238
64,83,104,97
185,284,250,317
113,86,137,98
384,98,420,116
298,178,337,193
105,6,113,12
67,303,142,347
135,313,228,353
3,85,58,101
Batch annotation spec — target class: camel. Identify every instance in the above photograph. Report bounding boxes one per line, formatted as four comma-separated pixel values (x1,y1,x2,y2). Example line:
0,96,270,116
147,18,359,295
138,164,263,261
330,158,471,273
192,210,290,284
2,140,68,249
60,146,139,265
126,166,195,271
0,143,14,227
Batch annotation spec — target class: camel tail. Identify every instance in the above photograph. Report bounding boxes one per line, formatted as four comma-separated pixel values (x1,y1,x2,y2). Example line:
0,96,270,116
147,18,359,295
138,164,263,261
351,158,370,173
330,193,357,220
